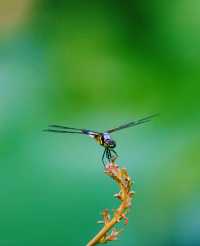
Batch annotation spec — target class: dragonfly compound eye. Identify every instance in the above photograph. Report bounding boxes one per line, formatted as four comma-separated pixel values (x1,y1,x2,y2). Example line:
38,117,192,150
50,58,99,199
106,140,116,148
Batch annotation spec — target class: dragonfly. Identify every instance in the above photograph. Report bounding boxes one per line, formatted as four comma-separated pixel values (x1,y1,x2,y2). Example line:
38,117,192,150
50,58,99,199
44,114,158,166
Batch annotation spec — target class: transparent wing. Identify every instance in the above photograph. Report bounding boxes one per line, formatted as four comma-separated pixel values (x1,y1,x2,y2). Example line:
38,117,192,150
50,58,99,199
43,124,100,136
43,129,86,134
107,113,159,133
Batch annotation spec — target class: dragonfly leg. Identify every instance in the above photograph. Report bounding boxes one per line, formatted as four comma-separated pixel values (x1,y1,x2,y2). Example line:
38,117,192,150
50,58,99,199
107,148,112,162
105,148,108,161
101,148,106,167
110,149,118,161
105,148,109,163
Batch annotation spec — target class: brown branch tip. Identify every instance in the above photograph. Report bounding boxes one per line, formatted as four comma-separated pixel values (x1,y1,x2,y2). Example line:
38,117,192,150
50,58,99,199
87,161,135,246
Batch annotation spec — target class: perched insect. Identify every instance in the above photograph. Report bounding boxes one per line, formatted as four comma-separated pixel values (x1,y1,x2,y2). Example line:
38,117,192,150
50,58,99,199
44,114,158,166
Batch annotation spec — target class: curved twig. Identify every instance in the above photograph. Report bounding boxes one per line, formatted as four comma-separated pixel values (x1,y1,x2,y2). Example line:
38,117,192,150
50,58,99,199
86,161,134,245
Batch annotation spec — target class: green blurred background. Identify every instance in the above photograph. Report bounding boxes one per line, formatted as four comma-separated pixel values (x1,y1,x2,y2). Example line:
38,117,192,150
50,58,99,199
0,1,200,245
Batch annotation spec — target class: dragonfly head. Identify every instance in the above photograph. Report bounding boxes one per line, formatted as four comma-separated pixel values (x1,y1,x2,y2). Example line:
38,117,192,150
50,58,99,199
105,139,116,148
102,133,116,148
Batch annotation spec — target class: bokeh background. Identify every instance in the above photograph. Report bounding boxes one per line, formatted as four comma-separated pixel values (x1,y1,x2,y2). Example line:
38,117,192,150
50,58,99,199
0,1,200,245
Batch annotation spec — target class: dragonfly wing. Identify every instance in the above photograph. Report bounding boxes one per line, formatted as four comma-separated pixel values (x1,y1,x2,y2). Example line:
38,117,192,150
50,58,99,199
43,129,86,134
48,125,86,131
107,113,159,133
44,124,100,136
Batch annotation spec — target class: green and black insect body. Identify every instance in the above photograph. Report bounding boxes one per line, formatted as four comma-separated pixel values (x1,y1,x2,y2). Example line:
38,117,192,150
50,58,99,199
44,114,158,166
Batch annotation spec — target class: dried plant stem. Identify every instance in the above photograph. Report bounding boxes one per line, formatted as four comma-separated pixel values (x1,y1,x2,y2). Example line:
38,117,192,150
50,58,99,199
86,204,123,246
87,161,134,246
